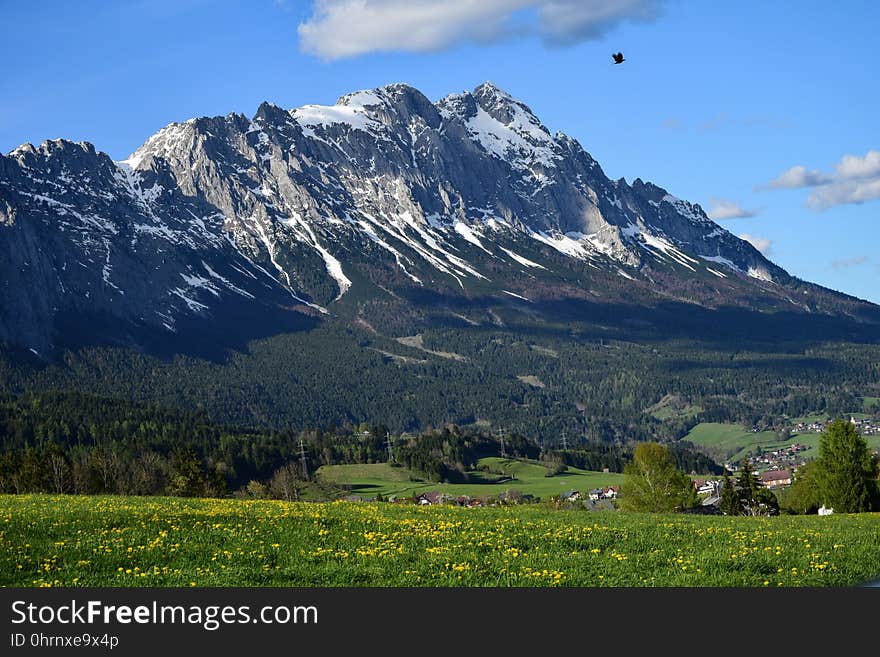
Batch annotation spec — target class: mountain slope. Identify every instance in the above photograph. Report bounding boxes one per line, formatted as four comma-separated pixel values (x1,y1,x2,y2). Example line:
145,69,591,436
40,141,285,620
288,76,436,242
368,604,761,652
1,82,877,356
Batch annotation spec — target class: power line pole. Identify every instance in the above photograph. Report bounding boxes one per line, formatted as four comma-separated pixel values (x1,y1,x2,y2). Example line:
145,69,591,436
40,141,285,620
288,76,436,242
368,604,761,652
298,437,309,479
385,431,395,463
561,431,568,451
496,426,506,459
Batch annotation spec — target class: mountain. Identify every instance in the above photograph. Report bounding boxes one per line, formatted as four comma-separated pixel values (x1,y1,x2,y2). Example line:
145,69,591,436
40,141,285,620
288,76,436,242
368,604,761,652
2,81,876,356
1,83,878,440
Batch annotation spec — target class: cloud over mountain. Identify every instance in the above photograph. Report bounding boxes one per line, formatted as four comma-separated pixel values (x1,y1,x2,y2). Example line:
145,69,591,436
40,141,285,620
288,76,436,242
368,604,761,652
764,149,880,209
738,233,772,255
707,198,757,220
298,0,662,60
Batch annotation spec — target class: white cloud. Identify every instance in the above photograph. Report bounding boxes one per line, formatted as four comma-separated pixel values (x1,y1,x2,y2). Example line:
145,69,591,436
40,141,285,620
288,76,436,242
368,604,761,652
835,150,880,180
297,0,662,60
738,233,772,255
536,0,661,45
707,197,757,220
763,149,880,209
765,165,830,190
808,177,880,210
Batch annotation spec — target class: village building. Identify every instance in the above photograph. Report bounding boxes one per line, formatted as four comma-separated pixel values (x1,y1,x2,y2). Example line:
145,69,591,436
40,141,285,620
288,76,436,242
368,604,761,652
759,469,792,488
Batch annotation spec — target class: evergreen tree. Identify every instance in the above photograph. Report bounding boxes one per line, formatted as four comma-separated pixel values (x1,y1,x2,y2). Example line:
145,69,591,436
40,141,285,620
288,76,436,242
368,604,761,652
719,471,741,515
813,419,877,513
731,459,779,516
781,461,821,515
735,459,761,506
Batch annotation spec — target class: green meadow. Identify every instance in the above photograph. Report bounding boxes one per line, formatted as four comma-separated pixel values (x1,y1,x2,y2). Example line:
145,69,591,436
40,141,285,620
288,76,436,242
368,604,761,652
684,422,880,464
3,495,880,587
315,457,625,499
683,423,783,462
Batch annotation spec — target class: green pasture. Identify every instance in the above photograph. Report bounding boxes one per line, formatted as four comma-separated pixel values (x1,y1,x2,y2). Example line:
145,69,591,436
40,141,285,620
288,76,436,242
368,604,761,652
3,495,880,587
316,457,624,499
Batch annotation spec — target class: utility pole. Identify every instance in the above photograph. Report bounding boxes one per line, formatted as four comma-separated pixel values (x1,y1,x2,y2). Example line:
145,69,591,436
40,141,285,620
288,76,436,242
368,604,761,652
385,431,395,463
298,437,309,479
496,426,506,459
561,431,568,451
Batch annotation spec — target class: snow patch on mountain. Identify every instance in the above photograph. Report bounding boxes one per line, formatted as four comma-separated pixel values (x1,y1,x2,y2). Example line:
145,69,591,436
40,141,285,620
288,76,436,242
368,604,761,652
661,194,709,224
169,287,209,312
180,272,221,297
293,104,378,137
698,254,740,271
201,261,255,299
502,290,531,302
465,106,559,171
500,247,546,269
292,89,388,140
121,121,195,169
747,266,773,282
453,221,491,254
529,230,591,260
635,230,699,272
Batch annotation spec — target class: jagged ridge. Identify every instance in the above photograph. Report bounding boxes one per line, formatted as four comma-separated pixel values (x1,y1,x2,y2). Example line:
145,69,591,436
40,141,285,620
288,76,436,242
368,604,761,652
0,82,874,352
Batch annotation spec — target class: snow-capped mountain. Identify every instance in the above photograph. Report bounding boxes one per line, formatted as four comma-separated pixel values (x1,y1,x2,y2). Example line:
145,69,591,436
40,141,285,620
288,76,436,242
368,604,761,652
0,82,874,353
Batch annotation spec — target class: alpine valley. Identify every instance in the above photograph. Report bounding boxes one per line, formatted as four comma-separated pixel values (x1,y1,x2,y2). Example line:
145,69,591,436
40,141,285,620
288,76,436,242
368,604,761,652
1,82,878,442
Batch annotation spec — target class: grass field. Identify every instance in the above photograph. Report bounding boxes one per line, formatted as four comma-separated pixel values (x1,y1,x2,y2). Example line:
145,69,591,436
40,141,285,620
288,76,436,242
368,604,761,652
684,422,880,464
3,495,880,587
316,457,625,499
683,423,781,462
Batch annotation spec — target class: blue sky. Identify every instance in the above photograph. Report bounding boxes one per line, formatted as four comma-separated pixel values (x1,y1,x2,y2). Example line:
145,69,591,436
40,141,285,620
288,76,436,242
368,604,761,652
1,0,877,303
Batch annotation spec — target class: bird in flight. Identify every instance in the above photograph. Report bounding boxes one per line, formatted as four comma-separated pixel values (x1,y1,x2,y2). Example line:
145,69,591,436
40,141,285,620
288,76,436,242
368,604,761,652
612,52,625,64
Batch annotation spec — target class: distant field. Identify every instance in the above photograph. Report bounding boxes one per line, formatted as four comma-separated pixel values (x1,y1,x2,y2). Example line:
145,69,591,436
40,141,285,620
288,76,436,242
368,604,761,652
683,423,781,462
644,395,702,421
684,422,880,465
317,457,624,499
864,397,880,412
4,495,880,587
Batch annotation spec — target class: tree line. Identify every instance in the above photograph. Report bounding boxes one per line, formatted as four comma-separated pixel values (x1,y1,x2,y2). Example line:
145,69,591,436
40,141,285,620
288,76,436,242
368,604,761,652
0,391,723,499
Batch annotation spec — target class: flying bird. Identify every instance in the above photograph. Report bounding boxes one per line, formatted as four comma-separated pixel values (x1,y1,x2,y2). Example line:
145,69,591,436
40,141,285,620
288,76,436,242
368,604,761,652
612,52,625,64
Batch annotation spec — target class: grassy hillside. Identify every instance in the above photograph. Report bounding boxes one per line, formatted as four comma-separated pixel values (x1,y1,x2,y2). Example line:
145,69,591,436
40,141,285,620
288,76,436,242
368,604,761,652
684,422,880,464
316,457,625,499
683,423,781,462
3,495,880,587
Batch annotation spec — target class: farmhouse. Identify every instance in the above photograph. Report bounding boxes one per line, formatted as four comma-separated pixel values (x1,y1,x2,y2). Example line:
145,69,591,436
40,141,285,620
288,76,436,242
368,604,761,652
417,491,443,505
759,469,792,488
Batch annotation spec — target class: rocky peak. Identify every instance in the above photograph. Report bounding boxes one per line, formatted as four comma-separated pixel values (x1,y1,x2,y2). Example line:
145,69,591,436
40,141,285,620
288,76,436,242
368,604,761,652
472,82,543,129
253,101,289,126
335,84,441,129
121,120,199,170
2,80,868,354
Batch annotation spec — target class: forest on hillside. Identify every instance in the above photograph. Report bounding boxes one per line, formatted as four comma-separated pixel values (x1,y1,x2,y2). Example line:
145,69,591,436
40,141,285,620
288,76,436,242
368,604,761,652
1,310,877,446
0,391,721,498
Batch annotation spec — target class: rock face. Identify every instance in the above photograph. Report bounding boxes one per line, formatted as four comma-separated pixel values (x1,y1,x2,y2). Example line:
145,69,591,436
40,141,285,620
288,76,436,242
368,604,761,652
0,82,874,352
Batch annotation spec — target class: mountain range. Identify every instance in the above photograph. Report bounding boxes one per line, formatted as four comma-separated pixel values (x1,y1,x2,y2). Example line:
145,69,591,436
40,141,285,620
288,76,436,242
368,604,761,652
1,82,877,437
3,81,877,355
